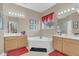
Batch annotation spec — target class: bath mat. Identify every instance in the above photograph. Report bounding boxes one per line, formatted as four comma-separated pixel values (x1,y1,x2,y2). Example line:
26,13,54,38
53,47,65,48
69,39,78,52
7,47,28,56
48,50,65,56
30,47,47,52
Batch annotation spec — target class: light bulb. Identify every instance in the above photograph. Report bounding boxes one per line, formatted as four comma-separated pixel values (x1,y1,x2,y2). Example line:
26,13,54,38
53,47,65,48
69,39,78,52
9,12,11,15
67,9,70,12
61,11,63,14
12,12,14,15
71,7,75,10
64,10,67,13
14,13,17,16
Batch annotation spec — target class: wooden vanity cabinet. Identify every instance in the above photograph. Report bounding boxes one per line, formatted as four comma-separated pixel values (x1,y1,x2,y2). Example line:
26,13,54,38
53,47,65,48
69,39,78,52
4,37,17,52
53,36,63,52
53,36,79,56
4,36,27,52
17,36,27,48
63,38,79,56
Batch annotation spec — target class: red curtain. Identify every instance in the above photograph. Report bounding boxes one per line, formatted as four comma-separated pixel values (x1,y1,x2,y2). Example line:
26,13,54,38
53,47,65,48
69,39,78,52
42,12,54,24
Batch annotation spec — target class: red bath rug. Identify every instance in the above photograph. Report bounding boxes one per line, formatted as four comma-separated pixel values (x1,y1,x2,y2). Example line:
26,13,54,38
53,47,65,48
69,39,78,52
48,50,65,56
7,47,28,56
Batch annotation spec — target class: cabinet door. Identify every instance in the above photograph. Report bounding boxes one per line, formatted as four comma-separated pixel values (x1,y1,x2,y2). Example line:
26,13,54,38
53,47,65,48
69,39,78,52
63,38,79,56
17,36,27,48
53,36,63,52
5,38,17,52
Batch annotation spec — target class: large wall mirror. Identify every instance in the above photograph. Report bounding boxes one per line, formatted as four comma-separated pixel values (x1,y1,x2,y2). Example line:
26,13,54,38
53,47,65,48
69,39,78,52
7,17,19,33
0,13,3,30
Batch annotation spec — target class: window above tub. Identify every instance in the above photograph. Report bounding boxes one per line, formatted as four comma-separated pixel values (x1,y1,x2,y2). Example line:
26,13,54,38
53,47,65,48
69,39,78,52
29,19,40,31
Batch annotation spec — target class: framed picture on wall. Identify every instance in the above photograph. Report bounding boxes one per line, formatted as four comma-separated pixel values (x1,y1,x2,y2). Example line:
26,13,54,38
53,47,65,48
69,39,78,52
0,12,3,30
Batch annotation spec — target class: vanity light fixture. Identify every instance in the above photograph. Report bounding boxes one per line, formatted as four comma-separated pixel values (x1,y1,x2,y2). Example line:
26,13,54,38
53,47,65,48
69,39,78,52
8,11,24,17
58,7,76,16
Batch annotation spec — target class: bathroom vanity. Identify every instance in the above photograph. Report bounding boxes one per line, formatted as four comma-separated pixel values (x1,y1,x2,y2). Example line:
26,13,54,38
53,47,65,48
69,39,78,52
53,35,79,56
4,33,27,52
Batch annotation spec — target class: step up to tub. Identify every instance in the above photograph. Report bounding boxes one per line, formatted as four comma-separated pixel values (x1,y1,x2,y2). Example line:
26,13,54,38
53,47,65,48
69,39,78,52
30,47,47,52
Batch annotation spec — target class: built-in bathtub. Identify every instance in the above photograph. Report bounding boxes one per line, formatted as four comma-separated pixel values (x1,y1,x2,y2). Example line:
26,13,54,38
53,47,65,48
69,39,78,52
28,37,53,52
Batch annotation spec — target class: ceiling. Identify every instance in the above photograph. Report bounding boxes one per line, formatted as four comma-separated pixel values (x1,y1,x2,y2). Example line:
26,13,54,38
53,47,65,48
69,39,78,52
15,3,56,13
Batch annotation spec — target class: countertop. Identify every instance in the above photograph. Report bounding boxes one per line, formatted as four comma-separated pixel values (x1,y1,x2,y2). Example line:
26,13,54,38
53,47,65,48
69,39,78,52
54,34,79,40
4,33,22,37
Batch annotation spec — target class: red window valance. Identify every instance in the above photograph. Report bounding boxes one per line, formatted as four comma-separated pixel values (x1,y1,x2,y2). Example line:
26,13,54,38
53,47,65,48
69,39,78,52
42,12,54,24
